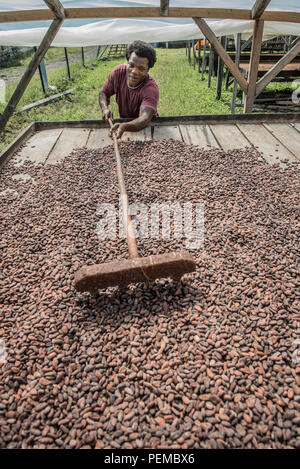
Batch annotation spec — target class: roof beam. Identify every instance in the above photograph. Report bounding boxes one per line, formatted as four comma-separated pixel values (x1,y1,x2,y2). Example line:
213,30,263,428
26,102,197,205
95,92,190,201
251,0,271,19
193,17,248,94
43,0,65,19
0,7,299,23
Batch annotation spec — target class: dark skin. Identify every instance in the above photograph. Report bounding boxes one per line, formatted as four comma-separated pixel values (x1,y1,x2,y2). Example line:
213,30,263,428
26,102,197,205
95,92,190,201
99,52,155,139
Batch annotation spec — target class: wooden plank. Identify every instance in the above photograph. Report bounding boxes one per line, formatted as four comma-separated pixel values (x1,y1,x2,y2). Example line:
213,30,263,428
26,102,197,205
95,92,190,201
263,123,300,159
16,128,62,165
244,19,264,113
237,123,298,166
152,125,182,141
18,88,75,113
0,8,299,23
179,124,219,149
46,128,90,164
252,0,271,19
121,127,151,142
256,39,300,97
0,123,36,171
0,18,64,133
193,17,248,93
86,128,112,149
35,113,300,131
209,124,249,150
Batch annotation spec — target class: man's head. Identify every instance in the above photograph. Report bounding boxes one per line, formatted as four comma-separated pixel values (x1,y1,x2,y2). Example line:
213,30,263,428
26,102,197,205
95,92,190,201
126,41,157,87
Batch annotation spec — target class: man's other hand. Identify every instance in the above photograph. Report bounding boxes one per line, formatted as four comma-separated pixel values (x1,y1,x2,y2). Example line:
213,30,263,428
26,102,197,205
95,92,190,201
110,123,127,139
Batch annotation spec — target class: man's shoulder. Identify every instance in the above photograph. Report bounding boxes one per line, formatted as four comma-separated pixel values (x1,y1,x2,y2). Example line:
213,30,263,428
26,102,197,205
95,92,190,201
111,64,127,75
144,75,159,92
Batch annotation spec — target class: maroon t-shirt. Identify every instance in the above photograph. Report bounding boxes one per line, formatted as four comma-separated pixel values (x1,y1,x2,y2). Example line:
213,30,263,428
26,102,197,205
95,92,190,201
101,64,159,118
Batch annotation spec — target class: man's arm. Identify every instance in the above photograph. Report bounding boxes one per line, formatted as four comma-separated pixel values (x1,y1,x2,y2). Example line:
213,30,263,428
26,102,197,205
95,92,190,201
110,106,155,139
99,90,113,122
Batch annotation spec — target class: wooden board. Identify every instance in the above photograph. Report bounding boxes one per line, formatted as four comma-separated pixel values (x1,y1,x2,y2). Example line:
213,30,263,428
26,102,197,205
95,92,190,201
209,124,249,150
121,127,151,141
179,124,220,149
237,123,298,166
15,128,62,166
46,128,90,164
86,128,112,149
263,123,300,159
152,125,182,141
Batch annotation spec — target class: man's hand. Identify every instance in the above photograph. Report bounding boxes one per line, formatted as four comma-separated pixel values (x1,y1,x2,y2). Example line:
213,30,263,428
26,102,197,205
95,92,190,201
110,122,128,139
102,108,113,122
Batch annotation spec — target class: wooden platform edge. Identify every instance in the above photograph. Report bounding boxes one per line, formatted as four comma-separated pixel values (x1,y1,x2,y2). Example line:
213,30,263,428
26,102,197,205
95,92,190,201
35,113,300,131
0,122,36,172
1,113,300,172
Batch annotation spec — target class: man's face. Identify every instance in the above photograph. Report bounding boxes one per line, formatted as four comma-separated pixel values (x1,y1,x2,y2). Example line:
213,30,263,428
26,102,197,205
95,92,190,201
126,52,149,87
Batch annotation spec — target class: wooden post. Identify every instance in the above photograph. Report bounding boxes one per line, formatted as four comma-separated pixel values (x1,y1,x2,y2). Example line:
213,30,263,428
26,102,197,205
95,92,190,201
251,0,271,19
244,19,264,113
81,47,85,67
0,18,63,133
160,0,169,16
231,33,242,114
255,37,300,97
188,41,191,65
198,39,201,73
193,17,248,93
43,0,65,19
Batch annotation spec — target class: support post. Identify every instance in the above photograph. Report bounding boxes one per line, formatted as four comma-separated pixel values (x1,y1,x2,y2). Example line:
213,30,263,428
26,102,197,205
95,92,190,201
244,19,264,113
64,47,71,79
255,37,300,97
193,17,248,93
231,33,242,114
0,18,63,133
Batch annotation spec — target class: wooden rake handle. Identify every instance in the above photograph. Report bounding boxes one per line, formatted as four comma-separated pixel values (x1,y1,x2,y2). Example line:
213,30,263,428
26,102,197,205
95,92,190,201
108,118,139,259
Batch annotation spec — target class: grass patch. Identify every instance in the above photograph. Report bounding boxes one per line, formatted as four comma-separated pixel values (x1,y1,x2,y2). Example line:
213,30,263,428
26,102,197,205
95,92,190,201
0,47,295,153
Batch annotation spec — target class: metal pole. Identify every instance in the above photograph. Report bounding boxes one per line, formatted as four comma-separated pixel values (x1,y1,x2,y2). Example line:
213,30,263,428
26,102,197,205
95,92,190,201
64,47,71,79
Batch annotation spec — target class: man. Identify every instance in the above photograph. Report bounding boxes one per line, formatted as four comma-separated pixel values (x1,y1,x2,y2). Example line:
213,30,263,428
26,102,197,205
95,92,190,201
99,41,159,139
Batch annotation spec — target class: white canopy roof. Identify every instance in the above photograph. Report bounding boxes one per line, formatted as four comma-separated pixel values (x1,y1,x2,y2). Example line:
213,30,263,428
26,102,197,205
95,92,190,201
0,1,299,46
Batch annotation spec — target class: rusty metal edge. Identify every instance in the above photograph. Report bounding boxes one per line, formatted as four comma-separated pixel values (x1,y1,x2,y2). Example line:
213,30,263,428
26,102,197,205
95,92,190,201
0,122,36,172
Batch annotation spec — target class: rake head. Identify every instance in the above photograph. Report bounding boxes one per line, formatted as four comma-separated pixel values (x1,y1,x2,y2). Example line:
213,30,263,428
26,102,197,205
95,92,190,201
74,251,196,293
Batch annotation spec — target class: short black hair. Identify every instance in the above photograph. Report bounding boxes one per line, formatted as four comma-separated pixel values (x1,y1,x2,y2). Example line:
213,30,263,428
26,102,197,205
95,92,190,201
126,41,157,69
